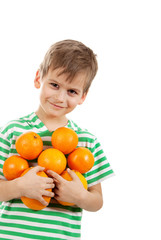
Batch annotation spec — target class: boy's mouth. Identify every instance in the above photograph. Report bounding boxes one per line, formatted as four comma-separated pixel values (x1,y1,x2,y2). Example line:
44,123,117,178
49,101,65,109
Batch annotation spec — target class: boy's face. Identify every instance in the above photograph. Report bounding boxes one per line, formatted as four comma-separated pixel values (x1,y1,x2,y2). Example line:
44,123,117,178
34,68,87,120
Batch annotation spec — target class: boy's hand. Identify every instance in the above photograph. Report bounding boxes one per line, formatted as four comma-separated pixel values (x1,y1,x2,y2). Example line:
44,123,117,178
47,168,86,205
19,166,55,206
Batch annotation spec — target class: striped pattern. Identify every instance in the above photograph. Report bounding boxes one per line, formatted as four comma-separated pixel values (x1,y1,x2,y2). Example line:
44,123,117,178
0,112,114,239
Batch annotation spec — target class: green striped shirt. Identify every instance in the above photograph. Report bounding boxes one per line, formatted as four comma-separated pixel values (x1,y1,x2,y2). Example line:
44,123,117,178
0,112,114,240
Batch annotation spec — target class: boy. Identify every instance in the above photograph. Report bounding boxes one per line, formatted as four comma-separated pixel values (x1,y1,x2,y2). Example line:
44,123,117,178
0,39,114,239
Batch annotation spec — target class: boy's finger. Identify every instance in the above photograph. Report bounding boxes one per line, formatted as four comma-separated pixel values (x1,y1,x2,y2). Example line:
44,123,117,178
46,183,55,189
47,170,64,182
67,168,79,181
38,197,49,206
32,166,45,173
43,190,55,198
46,177,54,184
53,188,59,195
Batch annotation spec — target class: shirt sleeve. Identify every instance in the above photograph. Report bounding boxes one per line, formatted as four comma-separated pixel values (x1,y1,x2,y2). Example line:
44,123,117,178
85,137,114,187
0,129,11,180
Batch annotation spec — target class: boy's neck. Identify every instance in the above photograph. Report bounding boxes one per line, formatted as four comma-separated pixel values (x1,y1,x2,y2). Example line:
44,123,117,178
35,110,68,132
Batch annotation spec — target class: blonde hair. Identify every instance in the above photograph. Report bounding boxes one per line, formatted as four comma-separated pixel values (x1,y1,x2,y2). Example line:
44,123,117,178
39,39,98,93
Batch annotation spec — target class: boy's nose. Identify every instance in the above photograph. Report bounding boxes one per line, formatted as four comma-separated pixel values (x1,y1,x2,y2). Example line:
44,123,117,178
55,90,66,102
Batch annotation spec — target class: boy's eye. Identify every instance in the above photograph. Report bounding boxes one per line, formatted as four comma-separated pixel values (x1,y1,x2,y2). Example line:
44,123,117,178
68,89,77,95
50,83,59,89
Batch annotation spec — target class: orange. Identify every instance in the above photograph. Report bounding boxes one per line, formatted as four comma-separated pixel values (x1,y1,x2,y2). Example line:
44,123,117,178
15,131,43,160
67,147,94,174
3,155,29,180
38,148,67,174
21,168,52,210
58,169,88,206
51,127,78,154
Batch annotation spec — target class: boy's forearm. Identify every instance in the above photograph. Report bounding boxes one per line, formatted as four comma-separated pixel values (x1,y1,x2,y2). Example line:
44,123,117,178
0,179,22,202
76,188,103,212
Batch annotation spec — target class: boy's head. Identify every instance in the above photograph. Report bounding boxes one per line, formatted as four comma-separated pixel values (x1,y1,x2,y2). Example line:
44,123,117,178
39,39,98,94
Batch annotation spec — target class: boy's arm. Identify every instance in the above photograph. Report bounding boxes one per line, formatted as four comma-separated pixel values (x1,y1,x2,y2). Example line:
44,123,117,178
0,178,22,202
76,183,103,212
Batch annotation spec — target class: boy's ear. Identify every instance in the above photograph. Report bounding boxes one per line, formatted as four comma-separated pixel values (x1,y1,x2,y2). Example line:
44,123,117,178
34,70,41,89
78,93,87,105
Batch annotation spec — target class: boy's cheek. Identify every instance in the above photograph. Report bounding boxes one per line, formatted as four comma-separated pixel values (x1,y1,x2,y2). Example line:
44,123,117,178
68,98,81,108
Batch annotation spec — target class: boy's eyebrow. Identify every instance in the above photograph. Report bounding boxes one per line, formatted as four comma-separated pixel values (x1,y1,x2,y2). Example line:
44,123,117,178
48,78,59,83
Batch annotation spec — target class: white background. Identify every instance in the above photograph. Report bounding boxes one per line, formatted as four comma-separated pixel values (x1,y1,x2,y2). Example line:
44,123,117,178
0,0,161,239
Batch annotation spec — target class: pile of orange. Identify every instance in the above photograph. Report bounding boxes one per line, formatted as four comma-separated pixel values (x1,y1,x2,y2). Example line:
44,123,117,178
3,127,95,210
